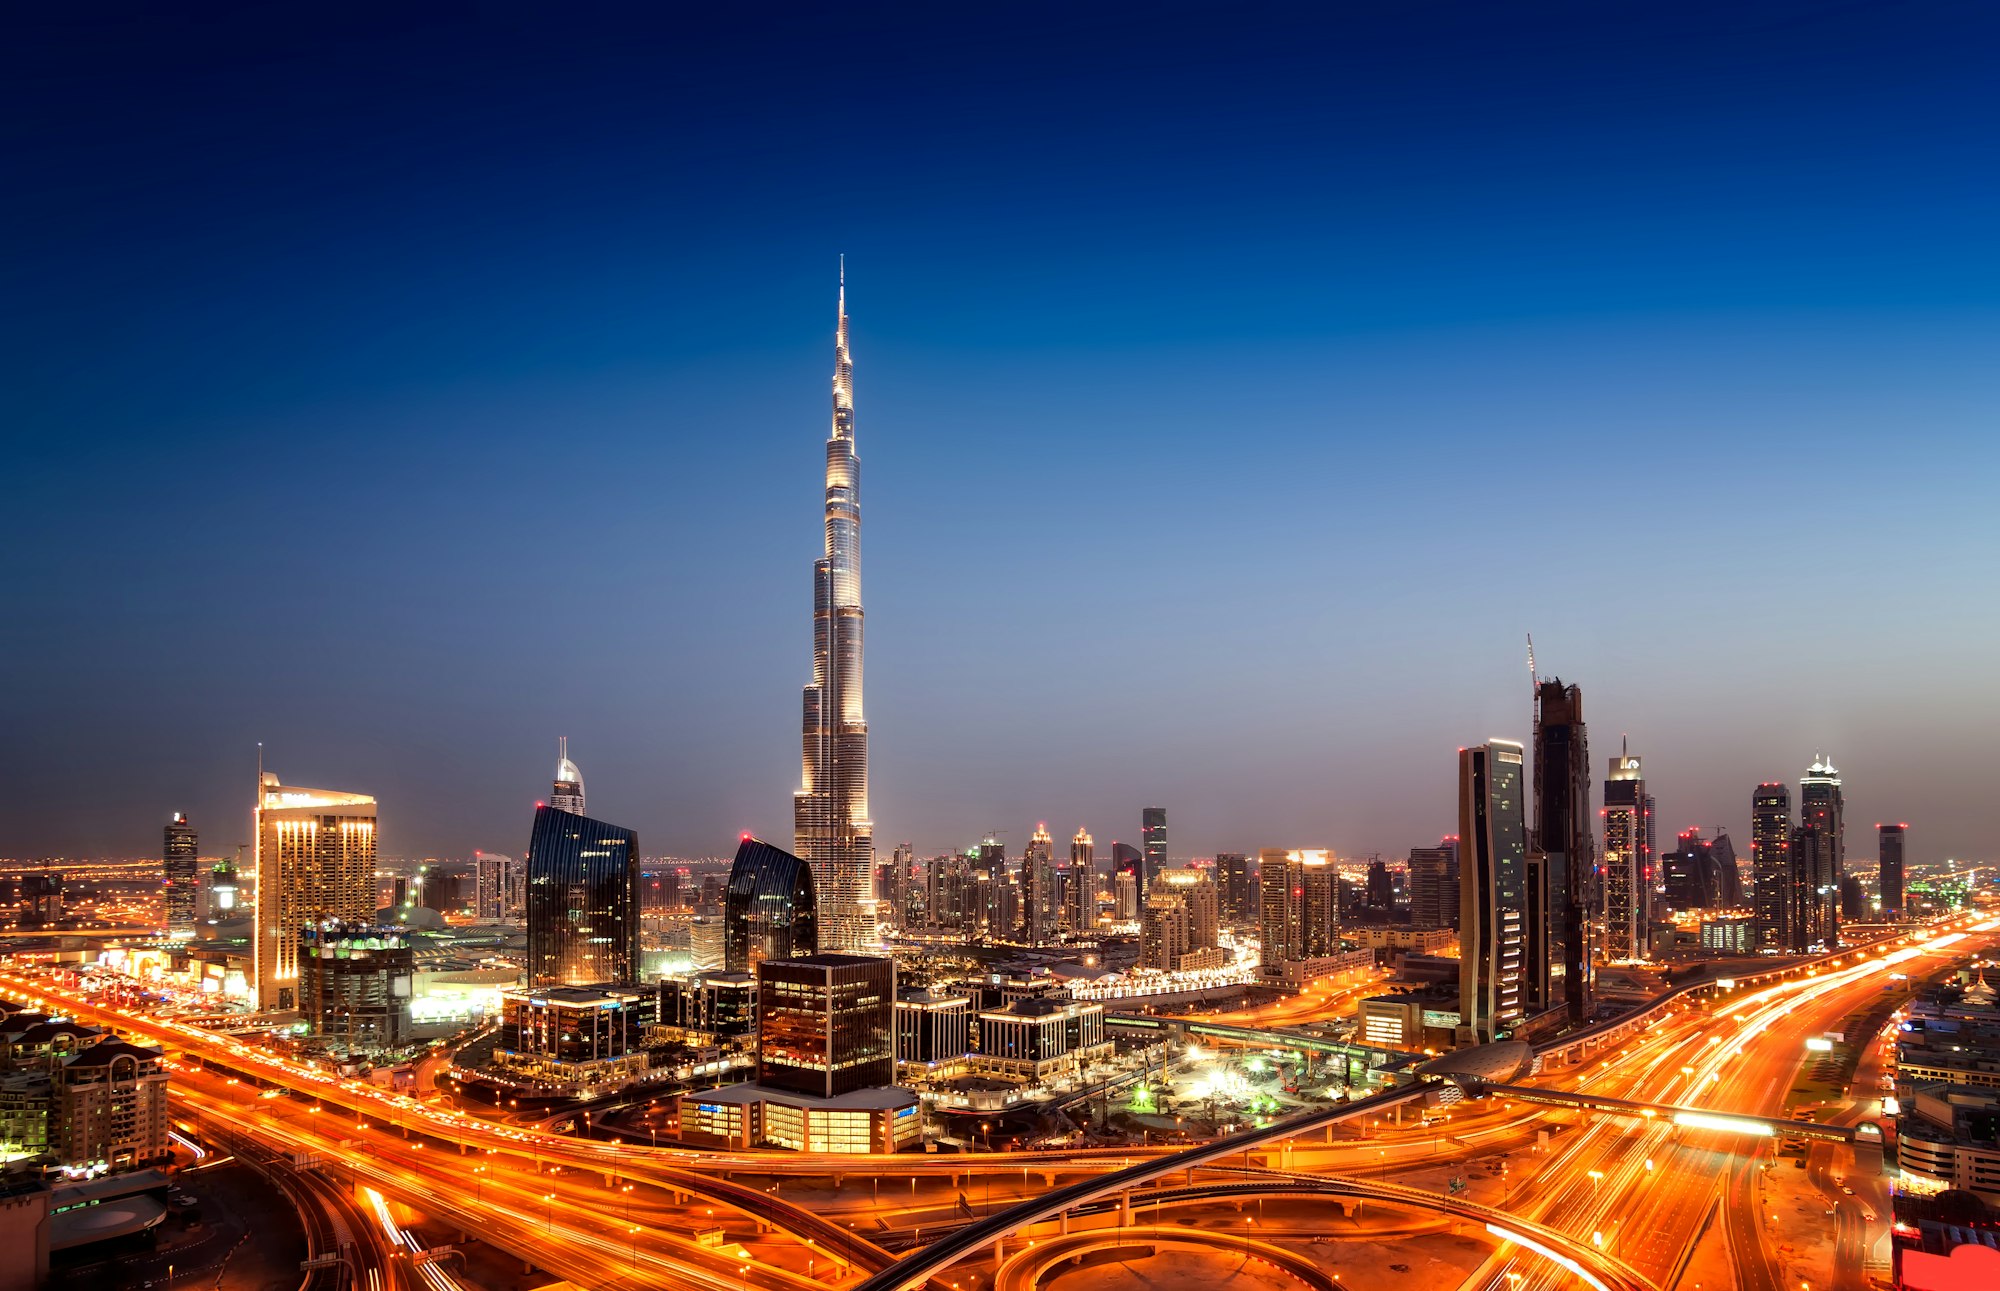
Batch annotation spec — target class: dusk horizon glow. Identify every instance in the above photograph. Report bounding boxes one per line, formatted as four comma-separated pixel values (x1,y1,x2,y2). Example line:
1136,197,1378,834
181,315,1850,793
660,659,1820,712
6,3,1997,864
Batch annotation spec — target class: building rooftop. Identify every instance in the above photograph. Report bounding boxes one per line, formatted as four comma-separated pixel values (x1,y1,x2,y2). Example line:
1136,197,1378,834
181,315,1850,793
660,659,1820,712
501,984,645,1007
63,1039,164,1068
690,1080,917,1112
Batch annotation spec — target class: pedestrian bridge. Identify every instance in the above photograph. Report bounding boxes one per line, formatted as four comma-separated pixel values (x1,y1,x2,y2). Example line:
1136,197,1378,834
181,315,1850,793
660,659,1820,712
1459,1079,1878,1148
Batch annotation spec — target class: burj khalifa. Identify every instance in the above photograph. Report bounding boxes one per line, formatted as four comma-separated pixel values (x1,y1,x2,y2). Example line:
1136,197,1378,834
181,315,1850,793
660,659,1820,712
794,262,875,953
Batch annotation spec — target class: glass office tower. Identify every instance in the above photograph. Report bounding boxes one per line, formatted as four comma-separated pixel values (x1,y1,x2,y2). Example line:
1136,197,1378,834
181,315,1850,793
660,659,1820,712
1460,741,1527,1043
724,835,819,973
524,803,639,987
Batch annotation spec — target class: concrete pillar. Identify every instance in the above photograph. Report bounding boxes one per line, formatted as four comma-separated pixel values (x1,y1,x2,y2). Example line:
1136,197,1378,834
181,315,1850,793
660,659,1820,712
1120,1191,1133,1226
1060,1212,1069,1235
994,1237,1005,1265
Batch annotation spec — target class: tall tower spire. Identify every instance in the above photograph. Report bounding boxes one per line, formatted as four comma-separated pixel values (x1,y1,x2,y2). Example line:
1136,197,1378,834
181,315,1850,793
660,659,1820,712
796,262,874,952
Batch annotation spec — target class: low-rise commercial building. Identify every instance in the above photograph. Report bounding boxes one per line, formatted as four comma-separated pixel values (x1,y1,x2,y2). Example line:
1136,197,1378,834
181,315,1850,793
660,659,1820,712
973,996,1111,1085
674,1082,920,1154
494,985,653,1087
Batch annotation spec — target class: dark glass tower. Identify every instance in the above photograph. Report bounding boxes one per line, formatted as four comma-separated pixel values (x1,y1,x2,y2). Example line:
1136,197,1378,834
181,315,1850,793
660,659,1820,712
164,813,199,935
1800,756,1845,945
1140,808,1167,898
756,953,895,1098
524,804,639,987
1460,741,1527,1043
1531,680,1592,1024
1879,823,1906,919
724,836,818,973
1752,782,1792,949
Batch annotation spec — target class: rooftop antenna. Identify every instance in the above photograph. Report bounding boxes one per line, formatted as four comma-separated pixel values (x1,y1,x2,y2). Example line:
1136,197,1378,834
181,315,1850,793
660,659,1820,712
1526,633,1537,688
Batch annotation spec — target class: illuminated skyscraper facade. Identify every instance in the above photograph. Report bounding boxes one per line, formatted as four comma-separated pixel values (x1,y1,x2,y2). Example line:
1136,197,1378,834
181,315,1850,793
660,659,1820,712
1022,824,1055,945
524,803,639,987
254,772,377,1011
1752,782,1792,948
1460,741,1527,1043
1067,828,1096,935
1257,849,1337,977
1602,748,1649,961
795,266,875,954
164,813,199,936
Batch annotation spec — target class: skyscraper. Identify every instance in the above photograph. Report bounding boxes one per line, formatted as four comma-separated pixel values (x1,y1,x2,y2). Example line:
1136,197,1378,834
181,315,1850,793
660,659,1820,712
755,954,895,1099
1022,823,1055,945
1800,755,1845,944
524,803,639,987
1140,808,1167,898
1602,746,1649,962
1257,849,1337,977
1409,839,1460,930
794,265,875,954
1142,869,1222,971
1789,823,1830,951
254,772,378,1011
724,835,818,973
550,738,585,815
1531,680,1591,1024
1067,828,1096,936
1752,782,1792,949
474,851,521,921
1879,823,1907,920
1214,852,1252,924
163,813,199,936
1460,741,1527,1044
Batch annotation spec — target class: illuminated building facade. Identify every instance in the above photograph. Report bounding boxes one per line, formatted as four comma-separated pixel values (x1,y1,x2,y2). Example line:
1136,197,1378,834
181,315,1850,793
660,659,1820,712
163,813,199,936
474,851,522,921
1880,822,1907,919
1142,868,1224,971
755,953,895,1099
1531,680,1591,1024
724,835,818,973
1140,807,1167,898
524,803,639,987
1602,748,1650,961
298,919,414,1054
1460,741,1527,1044
1067,828,1096,935
1789,823,1834,951
1257,849,1337,978
254,772,377,1011
794,266,875,954
1752,781,1792,948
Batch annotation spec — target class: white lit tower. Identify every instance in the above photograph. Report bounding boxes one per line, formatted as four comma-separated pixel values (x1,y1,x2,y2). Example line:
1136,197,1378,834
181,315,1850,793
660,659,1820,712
551,737,585,815
794,261,875,953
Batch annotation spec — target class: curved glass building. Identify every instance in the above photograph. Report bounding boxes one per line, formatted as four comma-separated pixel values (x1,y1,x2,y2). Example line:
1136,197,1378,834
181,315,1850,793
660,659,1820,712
726,836,818,973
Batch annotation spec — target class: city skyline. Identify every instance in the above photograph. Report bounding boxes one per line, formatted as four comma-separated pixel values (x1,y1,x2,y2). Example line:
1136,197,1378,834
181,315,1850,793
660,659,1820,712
7,5,1998,863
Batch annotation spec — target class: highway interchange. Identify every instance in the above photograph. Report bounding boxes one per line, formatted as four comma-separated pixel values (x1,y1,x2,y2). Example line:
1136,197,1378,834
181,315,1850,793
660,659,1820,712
13,908,1997,1291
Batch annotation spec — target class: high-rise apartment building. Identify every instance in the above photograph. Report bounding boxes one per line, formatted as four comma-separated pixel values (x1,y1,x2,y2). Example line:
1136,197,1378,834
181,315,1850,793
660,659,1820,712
1751,782,1792,948
475,851,521,921
1140,808,1167,898
1460,741,1528,1044
550,738,585,815
1142,868,1223,972
1800,755,1845,944
524,803,639,987
755,953,895,1098
1409,839,1459,929
1214,853,1252,924
1531,680,1591,1024
163,813,199,936
1068,828,1096,936
724,836,818,973
794,267,876,954
1879,823,1907,919
254,772,377,1011
1602,747,1650,961
1022,824,1056,945
1257,849,1337,978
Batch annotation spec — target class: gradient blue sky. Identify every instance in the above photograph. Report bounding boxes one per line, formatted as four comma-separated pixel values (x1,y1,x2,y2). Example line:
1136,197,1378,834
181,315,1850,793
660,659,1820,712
5,2,1996,865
